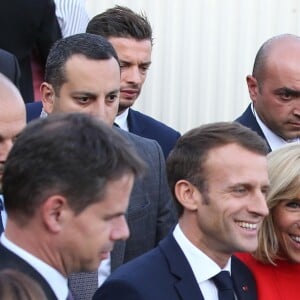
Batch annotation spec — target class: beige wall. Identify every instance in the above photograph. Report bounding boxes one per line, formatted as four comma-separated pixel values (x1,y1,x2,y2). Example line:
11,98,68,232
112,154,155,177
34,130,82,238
85,0,300,133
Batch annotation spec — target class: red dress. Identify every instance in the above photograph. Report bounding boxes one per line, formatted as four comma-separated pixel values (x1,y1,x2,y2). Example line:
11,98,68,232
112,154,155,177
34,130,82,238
235,252,300,300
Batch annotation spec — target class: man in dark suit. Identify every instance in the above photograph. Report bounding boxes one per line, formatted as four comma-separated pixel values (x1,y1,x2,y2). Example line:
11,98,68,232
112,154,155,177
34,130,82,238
0,73,26,233
1,112,144,299
0,49,21,88
26,101,43,123
94,122,270,300
28,33,176,299
236,34,300,152
87,6,180,159
0,0,61,102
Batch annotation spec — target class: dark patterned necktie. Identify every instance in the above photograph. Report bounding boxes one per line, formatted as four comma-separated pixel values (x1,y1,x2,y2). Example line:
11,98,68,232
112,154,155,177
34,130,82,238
212,271,235,300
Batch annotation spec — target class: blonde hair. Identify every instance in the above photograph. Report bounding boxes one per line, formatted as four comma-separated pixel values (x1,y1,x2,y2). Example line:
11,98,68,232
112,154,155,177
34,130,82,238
0,269,47,300
254,144,300,264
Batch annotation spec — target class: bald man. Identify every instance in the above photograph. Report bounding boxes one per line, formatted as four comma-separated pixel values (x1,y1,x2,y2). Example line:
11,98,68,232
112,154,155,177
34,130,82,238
236,34,300,152
0,73,26,232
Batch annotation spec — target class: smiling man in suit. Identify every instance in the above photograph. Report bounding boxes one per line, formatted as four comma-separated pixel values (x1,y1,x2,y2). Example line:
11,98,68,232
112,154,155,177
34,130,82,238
94,122,270,300
35,33,176,299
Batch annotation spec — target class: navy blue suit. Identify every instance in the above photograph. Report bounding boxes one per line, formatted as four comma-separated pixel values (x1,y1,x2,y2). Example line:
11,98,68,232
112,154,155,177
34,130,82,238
26,101,43,123
235,104,271,152
93,234,257,300
127,108,180,159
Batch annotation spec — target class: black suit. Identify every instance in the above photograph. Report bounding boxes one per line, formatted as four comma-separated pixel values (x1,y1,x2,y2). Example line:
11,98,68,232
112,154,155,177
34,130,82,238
0,244,57,299
0,0,61,102
94,234,257,300
0,48,20,88
235,104,271,152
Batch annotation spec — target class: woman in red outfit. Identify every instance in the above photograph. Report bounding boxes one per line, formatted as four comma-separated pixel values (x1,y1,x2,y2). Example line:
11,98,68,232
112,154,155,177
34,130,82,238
236,144,300,300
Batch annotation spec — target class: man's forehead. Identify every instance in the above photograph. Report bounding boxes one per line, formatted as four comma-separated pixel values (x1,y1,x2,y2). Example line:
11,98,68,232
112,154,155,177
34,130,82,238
63,55,120,85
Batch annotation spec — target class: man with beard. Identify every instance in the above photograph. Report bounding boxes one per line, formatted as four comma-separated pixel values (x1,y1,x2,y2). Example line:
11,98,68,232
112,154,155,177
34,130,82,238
86,5,180,159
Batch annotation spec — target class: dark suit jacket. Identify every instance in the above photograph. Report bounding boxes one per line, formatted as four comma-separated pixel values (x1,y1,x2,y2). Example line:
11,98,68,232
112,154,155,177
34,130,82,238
93,234,257,300
26,101,177,299
235,104,271,152
0,0,61,102
0,244,57,299
111,129,176,270
127,108,181,159
0,48,20,88
26,101,43,123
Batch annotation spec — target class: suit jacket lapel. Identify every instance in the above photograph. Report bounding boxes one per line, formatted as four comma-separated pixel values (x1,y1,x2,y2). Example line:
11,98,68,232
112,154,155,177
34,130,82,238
235,104,271,152
0,244,58,299
127,108,145,135
231,256,257,300
159,235,205,300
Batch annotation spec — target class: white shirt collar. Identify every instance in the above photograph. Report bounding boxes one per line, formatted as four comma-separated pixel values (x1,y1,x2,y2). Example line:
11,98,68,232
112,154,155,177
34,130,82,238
252,103,300,151
173,224,231,284
0,195,7,229
114,109,129,131
173,224,233,300
1,234,68,300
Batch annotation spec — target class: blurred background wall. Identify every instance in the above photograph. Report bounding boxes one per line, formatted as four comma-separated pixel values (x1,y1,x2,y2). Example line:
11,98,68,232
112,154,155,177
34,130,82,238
86,0,300,134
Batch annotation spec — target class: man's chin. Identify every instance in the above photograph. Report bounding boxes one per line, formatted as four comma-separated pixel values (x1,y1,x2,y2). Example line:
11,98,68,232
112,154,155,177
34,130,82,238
118,100,136,113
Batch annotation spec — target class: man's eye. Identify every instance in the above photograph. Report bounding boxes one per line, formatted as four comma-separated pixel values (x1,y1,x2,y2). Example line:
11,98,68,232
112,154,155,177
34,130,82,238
119,63,128,69
279,91,293,101
232,187,247,195
74,97,90,103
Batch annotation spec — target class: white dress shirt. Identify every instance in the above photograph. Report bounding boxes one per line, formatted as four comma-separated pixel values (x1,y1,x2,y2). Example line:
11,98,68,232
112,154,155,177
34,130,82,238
173,224,232,300
252,104,300,151
1,234,68,300
0,195,7,229
114,109,129,131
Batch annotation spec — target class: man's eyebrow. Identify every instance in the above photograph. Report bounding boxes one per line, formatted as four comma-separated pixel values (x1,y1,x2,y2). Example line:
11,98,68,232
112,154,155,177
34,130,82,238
140,61,151,66
104,211,126,220
71,91,97,97
108,89,120,94
274,87,300,96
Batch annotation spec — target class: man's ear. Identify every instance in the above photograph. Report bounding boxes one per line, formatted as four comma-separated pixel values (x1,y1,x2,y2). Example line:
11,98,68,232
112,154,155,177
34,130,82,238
246,75,259,104
41,195,70,233
174,180,199,212
41,82,55,114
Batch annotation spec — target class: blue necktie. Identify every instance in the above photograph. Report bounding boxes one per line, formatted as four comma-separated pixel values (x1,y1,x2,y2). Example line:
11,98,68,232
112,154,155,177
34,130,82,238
212,271,235,300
